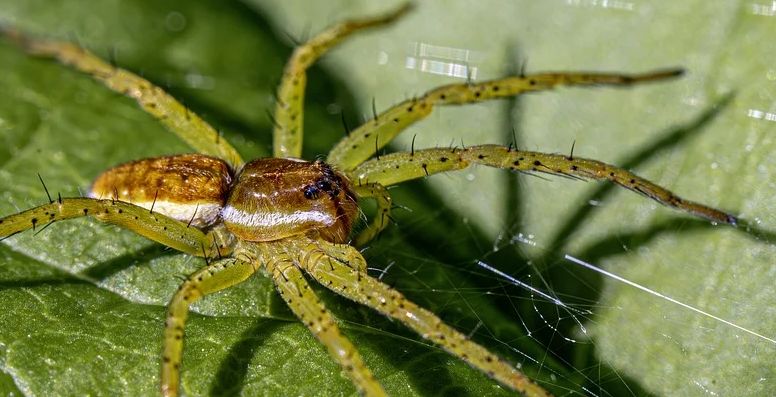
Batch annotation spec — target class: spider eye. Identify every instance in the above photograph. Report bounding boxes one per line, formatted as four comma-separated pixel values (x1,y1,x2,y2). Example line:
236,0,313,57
303,185,320,200
316,179,332,192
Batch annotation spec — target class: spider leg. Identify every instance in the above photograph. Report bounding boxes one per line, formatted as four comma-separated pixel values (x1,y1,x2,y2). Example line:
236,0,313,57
294,238,553,397
162,257,258,397
350,145,737,225
261,245,385,396
0,198,231,257
272,3,412,158
352,183,392,247
0,27,244,168
327,69,683,170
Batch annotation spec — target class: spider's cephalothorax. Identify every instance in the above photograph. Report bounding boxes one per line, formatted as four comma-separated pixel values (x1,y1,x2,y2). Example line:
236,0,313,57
224,158,357,243
0,3,740,397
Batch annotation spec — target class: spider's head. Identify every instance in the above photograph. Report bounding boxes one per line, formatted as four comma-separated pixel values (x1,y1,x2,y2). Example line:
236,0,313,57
222,158,357,243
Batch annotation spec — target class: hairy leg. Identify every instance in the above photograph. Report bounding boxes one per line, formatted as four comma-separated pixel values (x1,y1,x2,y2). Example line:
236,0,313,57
327,69,683,170
0,27,244,168
261,244,385,396
352,183,392,247
161,257,258,397
0,197,233,257
349,144,737,225
293,237,553,397
272,3,412,158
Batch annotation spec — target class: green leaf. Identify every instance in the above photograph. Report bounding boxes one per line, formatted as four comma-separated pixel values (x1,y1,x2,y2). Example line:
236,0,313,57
0,1,554,396
249,1,776,396
0,1,774,397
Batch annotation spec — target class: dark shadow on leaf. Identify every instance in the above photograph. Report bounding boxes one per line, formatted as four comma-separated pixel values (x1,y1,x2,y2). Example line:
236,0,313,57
0,276,88,289
210,318,283,397
501,43,527,231
303,281,477,396
550,217,729,311
362,200,573,393
362,325,468,397
134,0,362,162
543,92,735,257
82,243,180,280
735,219,776,246
579,217,724,262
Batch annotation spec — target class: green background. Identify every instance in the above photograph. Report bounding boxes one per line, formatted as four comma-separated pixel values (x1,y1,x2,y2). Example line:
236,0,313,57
0,1,774,396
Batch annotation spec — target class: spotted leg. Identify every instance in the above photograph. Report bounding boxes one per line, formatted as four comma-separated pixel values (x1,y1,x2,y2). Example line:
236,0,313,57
0,27,244,168
0,197,232,257
349,145,737,225
262,245,385,396
293,237,553,397
162,257,258,397
352,183,392,247
327,69,683,170
272,3,412,158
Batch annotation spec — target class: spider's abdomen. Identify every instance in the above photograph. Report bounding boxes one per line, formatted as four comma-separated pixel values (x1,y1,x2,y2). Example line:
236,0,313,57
89,154,233,227
222,158,357,243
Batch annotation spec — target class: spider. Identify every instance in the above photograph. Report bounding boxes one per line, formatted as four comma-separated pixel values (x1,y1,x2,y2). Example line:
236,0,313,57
0,3,738,397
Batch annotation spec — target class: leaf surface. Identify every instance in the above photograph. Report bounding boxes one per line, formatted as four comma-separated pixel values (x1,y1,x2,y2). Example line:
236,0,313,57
0,1,774,397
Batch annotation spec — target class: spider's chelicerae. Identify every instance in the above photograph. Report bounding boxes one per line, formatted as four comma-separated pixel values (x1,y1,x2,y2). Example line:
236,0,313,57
0,4,738,397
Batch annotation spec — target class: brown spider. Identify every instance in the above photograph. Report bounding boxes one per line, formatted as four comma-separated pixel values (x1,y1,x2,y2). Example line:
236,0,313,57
0,3,737,397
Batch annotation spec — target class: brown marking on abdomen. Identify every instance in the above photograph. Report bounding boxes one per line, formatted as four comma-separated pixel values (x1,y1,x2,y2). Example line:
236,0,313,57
90,154,233,226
